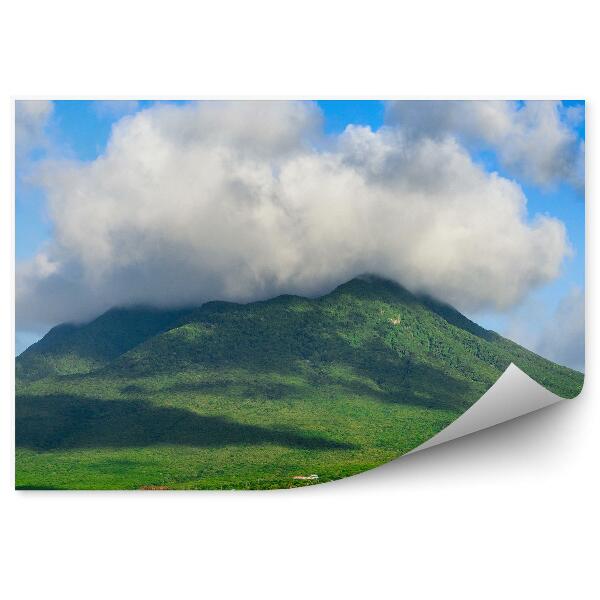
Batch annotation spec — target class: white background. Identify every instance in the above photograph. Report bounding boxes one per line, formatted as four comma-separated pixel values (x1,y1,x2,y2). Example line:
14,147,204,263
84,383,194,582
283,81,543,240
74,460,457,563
0,2,597,598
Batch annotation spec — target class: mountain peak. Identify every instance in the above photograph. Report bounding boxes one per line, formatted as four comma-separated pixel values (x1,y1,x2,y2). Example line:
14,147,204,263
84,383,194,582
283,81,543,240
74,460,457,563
330,274,414,301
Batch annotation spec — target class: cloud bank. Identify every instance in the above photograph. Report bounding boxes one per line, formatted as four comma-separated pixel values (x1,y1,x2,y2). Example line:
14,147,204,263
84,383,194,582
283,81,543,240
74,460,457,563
17,100,571,330
536,287,585,371
386,100,584,189
504,286,585,371
93,100,141,119
15,100,53,157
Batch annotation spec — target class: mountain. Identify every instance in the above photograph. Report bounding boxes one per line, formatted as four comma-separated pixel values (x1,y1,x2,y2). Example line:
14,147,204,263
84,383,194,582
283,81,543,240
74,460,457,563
16,307,189,381
15,276,583,490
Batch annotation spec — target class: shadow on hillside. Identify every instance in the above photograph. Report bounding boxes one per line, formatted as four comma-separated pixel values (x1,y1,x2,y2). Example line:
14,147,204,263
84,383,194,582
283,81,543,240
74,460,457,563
156,337,480,413
16,394,355,452
101,301,484,414
164,380,295,400
345,338,480,411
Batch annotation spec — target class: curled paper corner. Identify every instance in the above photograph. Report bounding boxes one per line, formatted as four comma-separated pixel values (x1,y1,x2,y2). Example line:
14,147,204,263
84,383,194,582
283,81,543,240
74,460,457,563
408,363,573,455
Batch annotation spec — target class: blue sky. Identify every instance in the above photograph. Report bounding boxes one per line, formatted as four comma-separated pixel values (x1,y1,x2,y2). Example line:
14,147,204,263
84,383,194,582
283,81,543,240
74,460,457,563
15,100,585,368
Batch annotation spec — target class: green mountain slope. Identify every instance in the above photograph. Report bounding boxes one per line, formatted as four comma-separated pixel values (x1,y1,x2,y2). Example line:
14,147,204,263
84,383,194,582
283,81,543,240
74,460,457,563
16,307,189,381
15,276,583,490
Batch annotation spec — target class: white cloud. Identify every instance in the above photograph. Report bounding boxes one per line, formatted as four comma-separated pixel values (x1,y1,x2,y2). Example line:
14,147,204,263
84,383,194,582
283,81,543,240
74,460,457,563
16,101,571,331
386,100,584,189
537,287,585,371
502,286,584,371
15,100,53,156
93,100,140,119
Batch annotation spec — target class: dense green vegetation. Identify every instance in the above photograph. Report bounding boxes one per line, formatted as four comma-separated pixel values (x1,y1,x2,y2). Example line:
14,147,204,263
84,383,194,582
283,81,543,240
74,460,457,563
16,276,583,490
16,307,189,381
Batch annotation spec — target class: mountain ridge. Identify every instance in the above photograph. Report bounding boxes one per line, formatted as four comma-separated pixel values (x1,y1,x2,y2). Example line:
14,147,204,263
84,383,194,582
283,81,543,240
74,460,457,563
17,275,582,394
16,275,583,489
